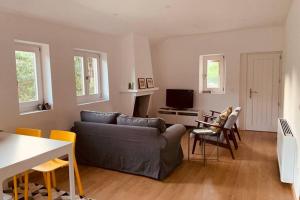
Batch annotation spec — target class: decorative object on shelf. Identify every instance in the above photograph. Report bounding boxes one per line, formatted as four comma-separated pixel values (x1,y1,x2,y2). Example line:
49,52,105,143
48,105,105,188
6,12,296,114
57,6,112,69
128,82,134,89
37,104,43,110
138,78,146,89
37,102,52,111
146,78,154,88
44,103,51,110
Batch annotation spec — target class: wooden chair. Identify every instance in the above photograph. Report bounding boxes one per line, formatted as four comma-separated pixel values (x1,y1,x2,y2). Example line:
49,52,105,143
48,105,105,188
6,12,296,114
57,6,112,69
14,128,42,200
205,108,241,150
209,107,242,141
192,111,237,159
30,130,84,200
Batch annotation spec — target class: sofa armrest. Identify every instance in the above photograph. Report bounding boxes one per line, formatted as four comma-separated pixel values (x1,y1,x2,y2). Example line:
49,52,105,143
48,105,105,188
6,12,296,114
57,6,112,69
161,124,186,149
159,124,186,179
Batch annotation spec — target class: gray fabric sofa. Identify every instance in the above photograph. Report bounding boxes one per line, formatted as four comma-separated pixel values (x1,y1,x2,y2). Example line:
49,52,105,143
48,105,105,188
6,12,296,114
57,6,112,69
73,111,186,180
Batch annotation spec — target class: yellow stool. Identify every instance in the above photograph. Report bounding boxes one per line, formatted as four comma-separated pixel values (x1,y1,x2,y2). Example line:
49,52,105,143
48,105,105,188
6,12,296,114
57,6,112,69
31,130,84,200
14,128,42,200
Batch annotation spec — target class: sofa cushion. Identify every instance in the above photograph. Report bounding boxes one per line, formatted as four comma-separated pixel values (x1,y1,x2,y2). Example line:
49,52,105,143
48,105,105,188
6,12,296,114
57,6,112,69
117,114,167,133
80,111,120,124
210,106,233,133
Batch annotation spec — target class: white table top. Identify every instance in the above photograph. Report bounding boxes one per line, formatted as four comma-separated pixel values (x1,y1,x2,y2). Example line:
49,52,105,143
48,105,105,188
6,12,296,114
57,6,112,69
0,132,76,200
0,132,71,170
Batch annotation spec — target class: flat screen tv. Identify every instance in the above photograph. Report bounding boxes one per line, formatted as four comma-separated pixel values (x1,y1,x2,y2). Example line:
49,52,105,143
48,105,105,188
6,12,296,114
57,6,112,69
166,89,194,109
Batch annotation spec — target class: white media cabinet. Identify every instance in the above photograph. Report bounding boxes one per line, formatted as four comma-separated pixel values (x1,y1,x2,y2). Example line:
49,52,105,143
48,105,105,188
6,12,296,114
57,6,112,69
157,108,199,126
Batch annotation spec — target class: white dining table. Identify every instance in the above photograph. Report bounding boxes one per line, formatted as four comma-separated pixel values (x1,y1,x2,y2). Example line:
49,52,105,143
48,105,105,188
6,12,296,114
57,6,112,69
0,132,76,200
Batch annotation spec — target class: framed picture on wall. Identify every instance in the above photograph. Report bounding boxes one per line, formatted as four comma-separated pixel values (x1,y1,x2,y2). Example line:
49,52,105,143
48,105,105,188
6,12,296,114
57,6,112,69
146,78,154,88
138,78,146,89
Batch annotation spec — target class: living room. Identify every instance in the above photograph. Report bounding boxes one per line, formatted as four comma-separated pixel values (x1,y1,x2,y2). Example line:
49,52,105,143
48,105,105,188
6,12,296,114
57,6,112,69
0,0,299,200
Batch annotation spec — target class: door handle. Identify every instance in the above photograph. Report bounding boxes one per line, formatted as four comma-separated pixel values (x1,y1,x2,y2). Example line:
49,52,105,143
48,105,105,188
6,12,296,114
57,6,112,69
249,88,258,99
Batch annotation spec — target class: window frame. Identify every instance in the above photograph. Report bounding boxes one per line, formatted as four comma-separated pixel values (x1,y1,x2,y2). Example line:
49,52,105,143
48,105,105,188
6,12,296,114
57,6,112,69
201,54,225,94
15,43,44,113
73,50,102,104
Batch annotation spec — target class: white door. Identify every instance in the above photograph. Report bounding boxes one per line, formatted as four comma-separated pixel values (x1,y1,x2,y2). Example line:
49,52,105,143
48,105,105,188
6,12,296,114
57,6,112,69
245,53,280,132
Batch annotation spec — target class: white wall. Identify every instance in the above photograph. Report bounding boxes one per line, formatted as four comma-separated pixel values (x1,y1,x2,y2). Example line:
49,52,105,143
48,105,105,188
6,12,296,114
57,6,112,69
118,33,154,116
119,33,154,91
133,34,154,82
150,26,284,116
0,12,122,136
119,34,136,91
283,0,300,197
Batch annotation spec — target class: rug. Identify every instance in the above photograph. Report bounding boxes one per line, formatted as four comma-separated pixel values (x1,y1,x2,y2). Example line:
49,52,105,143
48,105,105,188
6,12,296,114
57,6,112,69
4,183,94,200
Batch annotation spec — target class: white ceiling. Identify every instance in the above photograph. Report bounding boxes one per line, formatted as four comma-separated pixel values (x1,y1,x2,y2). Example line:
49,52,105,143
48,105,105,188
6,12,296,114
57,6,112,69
0,0,292,40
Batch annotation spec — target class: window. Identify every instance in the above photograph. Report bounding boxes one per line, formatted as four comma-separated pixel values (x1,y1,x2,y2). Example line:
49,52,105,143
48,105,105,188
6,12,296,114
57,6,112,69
15,43,44,112
74,51,102,104
14,40,53,114
199,54,225,94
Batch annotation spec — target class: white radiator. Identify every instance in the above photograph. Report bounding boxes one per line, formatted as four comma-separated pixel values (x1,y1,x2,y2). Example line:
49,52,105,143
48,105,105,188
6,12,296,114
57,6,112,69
277,118,296,183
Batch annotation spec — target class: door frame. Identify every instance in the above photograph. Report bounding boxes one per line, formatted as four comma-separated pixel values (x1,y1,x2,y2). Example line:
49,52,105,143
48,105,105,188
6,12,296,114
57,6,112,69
239,51,283,131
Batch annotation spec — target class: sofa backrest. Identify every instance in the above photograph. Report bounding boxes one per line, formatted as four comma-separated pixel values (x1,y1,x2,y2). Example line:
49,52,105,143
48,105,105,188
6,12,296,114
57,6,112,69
117,114,167,133
80,111,120,124
74,121,165,148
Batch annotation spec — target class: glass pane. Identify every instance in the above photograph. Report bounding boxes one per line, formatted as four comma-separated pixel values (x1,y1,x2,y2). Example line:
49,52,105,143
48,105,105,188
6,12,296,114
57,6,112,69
87,57,99,95
207,60,220,89
74,56,85,96
15,51,38,103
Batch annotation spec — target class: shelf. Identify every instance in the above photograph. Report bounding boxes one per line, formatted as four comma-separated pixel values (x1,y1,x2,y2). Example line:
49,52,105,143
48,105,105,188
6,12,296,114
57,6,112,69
120,87,159,96
20,109,53,116
121,87,159,93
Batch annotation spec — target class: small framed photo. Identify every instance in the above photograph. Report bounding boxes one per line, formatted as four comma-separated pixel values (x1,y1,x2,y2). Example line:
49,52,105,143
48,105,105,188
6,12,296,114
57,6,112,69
138,78,146,89
146,78,154,88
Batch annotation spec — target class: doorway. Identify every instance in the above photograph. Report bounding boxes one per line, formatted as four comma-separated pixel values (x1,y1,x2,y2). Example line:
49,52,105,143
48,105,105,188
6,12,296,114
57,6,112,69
240,52,281,132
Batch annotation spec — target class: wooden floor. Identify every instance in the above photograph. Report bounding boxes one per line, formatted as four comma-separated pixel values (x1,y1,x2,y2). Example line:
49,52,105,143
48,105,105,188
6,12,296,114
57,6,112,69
45,131,293,200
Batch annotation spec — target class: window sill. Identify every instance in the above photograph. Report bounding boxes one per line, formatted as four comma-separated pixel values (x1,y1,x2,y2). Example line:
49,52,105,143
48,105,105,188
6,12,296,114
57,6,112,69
78,99,109,106
20,109,52,116
199,91,225,95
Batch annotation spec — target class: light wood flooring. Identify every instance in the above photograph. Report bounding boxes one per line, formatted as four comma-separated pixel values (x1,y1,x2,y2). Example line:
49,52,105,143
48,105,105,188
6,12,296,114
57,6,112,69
38,131,294,200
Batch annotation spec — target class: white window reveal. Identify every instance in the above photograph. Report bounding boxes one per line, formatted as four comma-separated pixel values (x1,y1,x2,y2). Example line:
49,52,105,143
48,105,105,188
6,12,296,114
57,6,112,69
74,51,103,104
15,40,53,114
199,54,225,94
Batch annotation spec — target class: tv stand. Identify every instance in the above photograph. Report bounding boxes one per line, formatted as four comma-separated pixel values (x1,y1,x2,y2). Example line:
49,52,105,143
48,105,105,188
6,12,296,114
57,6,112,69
157,108,199,126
